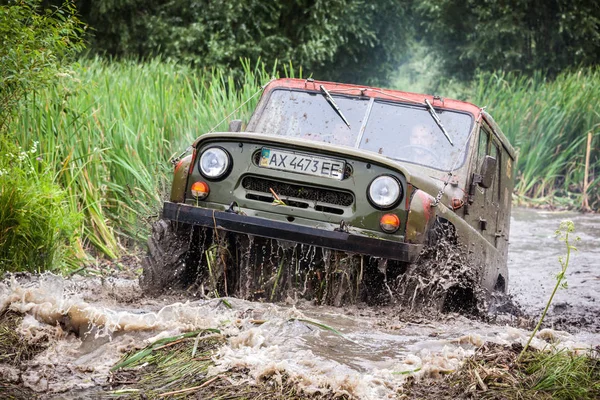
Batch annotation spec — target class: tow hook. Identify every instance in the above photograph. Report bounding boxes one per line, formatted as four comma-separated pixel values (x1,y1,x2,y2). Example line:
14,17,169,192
225,201,239,213
335,220,350,233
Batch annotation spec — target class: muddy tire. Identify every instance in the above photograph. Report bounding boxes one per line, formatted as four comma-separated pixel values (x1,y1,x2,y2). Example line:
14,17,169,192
394,217,485,315
140,219,194,294
426,217,457,247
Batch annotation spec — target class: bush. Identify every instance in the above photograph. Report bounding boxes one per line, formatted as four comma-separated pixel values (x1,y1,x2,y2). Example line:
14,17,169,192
0,139,82,273
0,0,85,132
0,1,85,273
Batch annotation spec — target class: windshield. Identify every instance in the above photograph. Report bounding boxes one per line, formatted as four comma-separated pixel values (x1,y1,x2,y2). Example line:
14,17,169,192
252,89,367,147
251,89,473,170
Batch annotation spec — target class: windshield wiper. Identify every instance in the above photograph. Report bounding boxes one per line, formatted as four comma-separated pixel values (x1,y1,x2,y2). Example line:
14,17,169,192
425,99,454,146
320,85,351,128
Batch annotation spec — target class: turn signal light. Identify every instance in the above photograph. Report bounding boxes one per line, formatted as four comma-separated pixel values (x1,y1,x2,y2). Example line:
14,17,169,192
191,181,210,199
380,213,400,233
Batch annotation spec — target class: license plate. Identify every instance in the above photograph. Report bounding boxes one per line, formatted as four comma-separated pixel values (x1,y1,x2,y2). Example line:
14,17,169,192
259,148,345,180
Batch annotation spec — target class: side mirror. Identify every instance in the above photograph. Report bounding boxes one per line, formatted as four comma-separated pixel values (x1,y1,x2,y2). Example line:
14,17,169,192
478,155,497,188
228,119,242,132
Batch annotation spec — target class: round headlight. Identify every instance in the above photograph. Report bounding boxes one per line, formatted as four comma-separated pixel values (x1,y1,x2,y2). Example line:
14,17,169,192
199,147,230,179
368,175,402,209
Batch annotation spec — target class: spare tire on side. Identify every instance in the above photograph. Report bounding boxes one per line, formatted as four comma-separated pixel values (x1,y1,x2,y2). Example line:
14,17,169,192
140,219,193,294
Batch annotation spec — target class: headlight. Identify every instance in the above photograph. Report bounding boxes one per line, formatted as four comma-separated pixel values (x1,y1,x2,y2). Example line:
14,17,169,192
368,175,402,209
199,147,230,179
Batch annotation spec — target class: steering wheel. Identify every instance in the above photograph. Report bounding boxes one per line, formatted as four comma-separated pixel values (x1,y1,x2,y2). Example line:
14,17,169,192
399,145,438,160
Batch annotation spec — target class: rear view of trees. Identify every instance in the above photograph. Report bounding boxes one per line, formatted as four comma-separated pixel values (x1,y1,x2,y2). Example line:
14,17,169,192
55,0,600,84
416,0,600,80
74,0,410,85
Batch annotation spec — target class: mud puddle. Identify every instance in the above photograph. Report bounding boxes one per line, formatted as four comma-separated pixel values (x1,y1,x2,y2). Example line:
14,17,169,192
1,207,599,399
509,208,600,332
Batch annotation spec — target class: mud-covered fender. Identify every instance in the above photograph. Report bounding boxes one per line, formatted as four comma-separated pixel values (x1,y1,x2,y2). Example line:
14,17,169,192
405,189,437,244
170,154,193,203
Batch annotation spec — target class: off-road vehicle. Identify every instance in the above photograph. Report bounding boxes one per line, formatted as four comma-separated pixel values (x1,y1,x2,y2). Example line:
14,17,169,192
141,78,516,308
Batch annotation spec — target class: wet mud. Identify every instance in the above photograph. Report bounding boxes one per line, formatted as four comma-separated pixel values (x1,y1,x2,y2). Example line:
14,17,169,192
0,207,599,399
142,218,487,317
393,222,487,317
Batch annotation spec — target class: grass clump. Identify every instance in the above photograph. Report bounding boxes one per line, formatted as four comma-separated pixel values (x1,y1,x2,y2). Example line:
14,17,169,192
405,343,600,400
108,329,348,399
0,138,82,273
526,348,600,400
0,311,50,400
0,311,50,365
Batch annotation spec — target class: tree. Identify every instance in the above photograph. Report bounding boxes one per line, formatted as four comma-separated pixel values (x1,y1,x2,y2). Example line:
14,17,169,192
69,0,410,85
0,0,85,132
415,0,600,81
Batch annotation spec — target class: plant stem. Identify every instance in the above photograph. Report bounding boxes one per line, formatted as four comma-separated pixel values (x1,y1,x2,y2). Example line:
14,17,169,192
518,226,572,361
582,131,592,211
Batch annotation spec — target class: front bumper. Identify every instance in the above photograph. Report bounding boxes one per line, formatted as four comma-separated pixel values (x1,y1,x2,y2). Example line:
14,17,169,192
162,201,421,262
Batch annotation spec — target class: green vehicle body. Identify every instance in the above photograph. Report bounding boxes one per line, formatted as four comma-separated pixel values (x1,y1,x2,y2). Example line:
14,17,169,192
162,78,516,295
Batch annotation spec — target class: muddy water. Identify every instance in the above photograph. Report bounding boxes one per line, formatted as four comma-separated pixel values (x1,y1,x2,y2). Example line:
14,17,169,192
1,207,599,399
508,208,600,332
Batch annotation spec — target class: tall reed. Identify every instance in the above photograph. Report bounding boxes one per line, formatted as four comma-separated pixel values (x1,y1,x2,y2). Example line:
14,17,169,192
472,68,600,209
11,57,273,258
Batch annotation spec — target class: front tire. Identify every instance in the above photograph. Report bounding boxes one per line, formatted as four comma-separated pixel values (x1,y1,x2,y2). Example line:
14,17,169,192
140,219,193,294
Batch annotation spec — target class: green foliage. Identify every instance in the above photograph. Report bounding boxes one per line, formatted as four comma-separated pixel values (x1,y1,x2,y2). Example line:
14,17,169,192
0,138,82,273
0,0,85,132
519,221,579,360
472,68,600,209
525,348,600,400
0,0,85,273
415,0,600,81
68,0,409,85
10,58,271,257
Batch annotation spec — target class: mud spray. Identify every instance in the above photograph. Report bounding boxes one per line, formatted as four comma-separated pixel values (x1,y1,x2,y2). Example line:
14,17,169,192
143,218,487,313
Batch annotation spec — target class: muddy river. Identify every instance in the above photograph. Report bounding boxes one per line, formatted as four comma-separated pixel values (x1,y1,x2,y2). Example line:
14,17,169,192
0,207,598,399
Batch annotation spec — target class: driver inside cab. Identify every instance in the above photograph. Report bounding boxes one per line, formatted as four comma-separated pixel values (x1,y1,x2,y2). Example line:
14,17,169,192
403,124,438,167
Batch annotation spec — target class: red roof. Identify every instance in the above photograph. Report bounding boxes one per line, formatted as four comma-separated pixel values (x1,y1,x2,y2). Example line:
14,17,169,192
264,78,482,116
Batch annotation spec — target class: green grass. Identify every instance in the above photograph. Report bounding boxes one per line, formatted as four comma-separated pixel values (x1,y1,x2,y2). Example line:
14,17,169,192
472,68,600,209
406,343,600,400
526,348,600,400
10,57,272,259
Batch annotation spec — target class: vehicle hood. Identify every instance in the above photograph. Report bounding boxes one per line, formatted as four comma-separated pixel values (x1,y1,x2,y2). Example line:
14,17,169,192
194,132,449,194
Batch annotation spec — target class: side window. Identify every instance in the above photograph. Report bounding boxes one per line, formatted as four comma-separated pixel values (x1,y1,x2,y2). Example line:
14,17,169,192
488,141,501,204
477,127,489,168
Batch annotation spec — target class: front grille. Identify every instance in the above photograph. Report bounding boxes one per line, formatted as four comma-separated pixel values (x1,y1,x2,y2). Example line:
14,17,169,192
242,176,354,207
